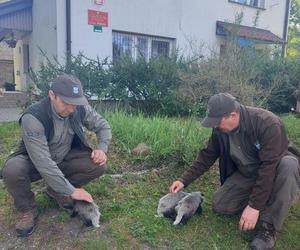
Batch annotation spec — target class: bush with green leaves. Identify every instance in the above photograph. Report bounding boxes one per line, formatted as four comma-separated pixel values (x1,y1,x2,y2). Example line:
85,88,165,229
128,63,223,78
29,44,300,116
29,52,193,116
178,42,300,114
29,50,111,100
255,56,300,112
108,55,193,116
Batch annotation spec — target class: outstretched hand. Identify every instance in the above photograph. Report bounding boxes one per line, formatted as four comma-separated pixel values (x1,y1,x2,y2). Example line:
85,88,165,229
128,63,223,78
71,188,93,203
169,180,184,193
239,205,259,231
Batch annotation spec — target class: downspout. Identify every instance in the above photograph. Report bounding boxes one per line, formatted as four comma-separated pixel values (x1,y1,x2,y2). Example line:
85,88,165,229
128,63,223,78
66,0,71,72
282,0,291,58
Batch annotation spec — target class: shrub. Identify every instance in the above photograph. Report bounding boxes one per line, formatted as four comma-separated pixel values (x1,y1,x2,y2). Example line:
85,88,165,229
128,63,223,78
28,45,300,116
109,55,192,116
29,50,110,100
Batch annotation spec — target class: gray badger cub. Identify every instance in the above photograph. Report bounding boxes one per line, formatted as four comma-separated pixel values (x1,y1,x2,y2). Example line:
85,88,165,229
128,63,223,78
71,200,101,228
173,192,204,225
157,191,188,220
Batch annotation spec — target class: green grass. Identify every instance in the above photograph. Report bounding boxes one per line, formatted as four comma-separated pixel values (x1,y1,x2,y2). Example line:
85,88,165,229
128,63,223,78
0,112,300,249
0,122,20,167
79,239,110,250
106,111,210,173
282,114,300,147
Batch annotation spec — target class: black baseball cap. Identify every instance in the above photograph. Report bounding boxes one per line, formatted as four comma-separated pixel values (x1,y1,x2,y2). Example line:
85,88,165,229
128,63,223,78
50,74,88,106
202,93,240,128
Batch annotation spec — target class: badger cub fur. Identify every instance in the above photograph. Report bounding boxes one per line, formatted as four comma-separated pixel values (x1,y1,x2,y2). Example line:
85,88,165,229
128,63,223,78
71,200,101,228
173,192,204,225
157,191,188,220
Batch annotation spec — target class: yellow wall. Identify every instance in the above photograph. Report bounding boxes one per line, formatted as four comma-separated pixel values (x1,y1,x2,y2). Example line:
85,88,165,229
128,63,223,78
13,40,25,91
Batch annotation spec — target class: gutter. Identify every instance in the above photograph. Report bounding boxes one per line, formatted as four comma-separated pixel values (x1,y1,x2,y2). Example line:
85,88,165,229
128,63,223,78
66,0,71,71
282,0,291,58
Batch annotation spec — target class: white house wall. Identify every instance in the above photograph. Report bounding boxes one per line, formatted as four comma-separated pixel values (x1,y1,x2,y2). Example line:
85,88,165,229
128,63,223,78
30,0,288,69
70,0,112,60
176,0,287,56
108,0,181,36
56,0,67,66
28,0,57,72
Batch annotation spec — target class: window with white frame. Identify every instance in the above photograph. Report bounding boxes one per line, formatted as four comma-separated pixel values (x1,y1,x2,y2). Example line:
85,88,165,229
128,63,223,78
112,31,175,61
229,0,265,9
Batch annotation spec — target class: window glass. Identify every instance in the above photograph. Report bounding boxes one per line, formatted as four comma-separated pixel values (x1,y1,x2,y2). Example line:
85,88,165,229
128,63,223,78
151,40,170,58
113,33,133,60
230,0,264,8
137,37,148,59
112,31,174,61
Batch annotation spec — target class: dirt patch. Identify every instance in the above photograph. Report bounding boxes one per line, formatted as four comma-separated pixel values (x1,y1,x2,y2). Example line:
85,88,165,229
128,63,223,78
0,166,171,249
0,205,116,249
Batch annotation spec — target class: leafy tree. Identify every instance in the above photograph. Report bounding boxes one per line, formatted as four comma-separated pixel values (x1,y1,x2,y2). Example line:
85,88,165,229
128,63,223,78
287,0,300,57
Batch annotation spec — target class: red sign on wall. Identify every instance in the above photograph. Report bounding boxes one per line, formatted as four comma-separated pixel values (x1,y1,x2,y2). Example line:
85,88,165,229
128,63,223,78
88,10,108,27
94,0,104,5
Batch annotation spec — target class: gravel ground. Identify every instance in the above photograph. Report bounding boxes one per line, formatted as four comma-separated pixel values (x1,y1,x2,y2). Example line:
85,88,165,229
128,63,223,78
0,108,22,122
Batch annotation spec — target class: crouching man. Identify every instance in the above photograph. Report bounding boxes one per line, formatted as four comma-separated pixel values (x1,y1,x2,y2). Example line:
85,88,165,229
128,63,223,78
2,74,112,237
170,93,300,250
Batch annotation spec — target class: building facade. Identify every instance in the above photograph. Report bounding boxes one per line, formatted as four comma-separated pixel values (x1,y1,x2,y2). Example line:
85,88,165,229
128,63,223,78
0,42,13,89
0,0,290,90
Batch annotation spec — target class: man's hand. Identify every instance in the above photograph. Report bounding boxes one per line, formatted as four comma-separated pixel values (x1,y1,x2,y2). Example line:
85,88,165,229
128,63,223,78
91,149,107,166
239,205,260,231
71,188,93,203
169,180,184,193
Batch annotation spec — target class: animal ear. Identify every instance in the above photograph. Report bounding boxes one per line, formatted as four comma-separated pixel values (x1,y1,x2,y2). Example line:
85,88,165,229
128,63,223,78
163,210,177,221
84,219,93,227
180,215,190,225
196,205,202,215
71,211,78,217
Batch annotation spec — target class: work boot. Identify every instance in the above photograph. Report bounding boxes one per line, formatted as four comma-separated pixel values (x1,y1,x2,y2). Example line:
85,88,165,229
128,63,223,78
250,222,277,250
16,207,38,237
46,187,74,209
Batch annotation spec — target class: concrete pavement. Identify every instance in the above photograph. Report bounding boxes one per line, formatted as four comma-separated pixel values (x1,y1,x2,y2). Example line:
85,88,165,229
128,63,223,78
0,108,22,122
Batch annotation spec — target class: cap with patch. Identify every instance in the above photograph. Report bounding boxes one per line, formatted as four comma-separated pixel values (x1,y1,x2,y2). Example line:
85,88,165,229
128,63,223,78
50,74,88,106
202,93,240,128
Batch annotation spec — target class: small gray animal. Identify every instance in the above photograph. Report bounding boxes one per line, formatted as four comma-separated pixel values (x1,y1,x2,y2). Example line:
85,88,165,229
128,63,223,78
157,191,188,220
71,200,101,228
173,191,204,225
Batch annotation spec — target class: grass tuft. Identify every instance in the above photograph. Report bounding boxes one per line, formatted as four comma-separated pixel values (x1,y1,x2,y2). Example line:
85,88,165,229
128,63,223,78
0,112,299,249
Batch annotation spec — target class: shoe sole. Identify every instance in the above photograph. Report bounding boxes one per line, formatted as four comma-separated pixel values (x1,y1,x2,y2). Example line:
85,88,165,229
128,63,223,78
16,227,34,237
16,217,38,237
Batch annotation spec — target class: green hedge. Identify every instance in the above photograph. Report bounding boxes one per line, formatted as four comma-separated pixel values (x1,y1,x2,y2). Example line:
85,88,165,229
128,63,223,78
29,47,300,116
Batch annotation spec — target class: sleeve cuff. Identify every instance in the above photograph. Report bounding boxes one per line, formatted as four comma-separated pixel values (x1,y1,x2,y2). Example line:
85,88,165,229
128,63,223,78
248,201,263,211
98,143,108,153
178,178,188,187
